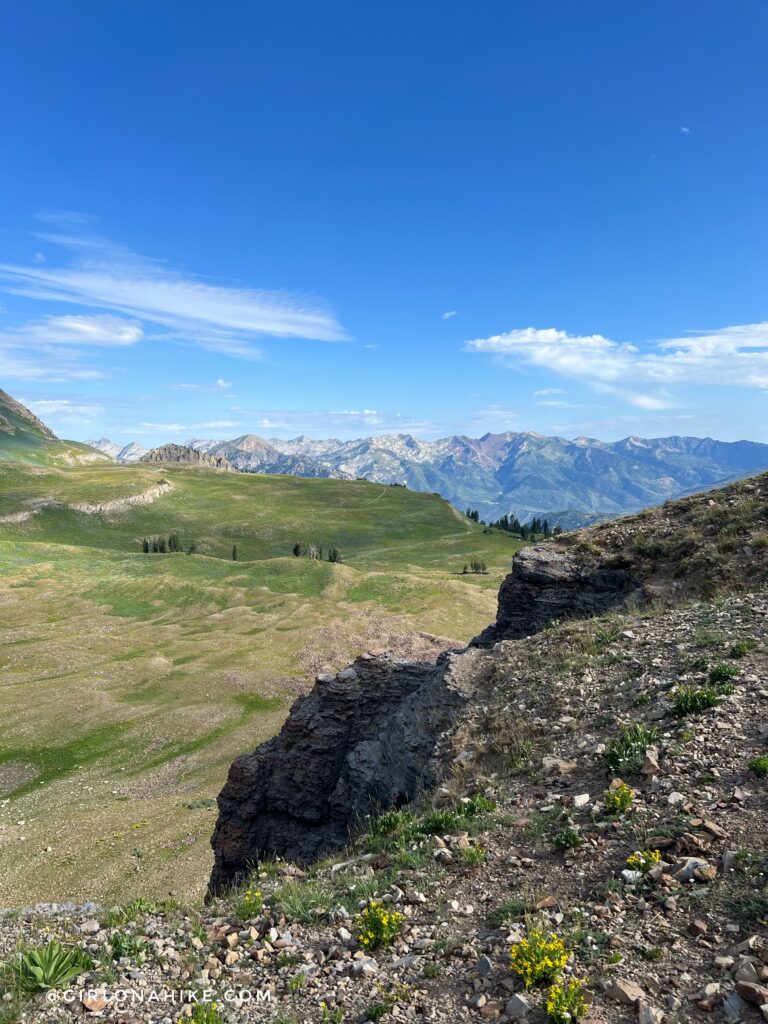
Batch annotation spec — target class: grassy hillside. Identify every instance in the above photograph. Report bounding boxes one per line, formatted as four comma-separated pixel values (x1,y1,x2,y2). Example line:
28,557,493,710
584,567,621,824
0,388,109,466
0,457,521,904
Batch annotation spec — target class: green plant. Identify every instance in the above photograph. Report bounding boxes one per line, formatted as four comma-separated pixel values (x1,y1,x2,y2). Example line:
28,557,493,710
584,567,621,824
553,828,583,851
355,901,405,951
421,808,463,834
626,849,661,873
321,1003,345,1023
748,755,768,778
708,662,739,685
272,880,333,924
594,622,621,647
546,976,588,1024
459,845,488,865
232,886,264,921
694,627,723,648
604,723,658,773
730,640,756,659
604,781,633,814
7,941,92,992
180,1003,225,1024
101,897,157,927
510,928,568,987
488,898,529,928
109,932,147,961
673,685,721,717
460,794,497,816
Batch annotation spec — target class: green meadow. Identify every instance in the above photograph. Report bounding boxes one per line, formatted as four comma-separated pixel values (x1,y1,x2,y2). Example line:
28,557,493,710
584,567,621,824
0,461,521,904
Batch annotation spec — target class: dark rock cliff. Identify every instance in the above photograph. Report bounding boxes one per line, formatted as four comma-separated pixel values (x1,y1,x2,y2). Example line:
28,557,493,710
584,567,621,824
208,652,468,894
471,544,644,647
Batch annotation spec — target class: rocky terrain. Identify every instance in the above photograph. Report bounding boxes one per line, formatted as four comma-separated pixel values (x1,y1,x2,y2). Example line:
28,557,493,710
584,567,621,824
138,444,236,471
86,429,768,525
1,472,766,1024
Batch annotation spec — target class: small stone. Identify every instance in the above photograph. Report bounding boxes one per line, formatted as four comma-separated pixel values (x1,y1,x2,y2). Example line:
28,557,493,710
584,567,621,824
504,994,530,1018
80,919,100,934
573,794,590,808
476,955,493,978
469,993,487,1009
736,982,768,1005
609,979,645,1005
688,919,708,937
638,1005,664,1024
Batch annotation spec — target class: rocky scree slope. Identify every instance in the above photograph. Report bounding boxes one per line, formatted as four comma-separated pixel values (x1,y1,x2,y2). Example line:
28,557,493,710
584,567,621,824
209,472,768,889
3,575,768,1022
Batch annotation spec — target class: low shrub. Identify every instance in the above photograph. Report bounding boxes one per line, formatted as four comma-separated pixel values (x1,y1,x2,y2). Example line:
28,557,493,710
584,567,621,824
7,941,92,992
626,849,661,873
708,662,739,685
604,781,633,814
729,640,756,659
604,724,658,774
546,976,588,1024
673,685,721,717
510,928,568,987
748,755,768,778
355,901,404,951
553,828,583,851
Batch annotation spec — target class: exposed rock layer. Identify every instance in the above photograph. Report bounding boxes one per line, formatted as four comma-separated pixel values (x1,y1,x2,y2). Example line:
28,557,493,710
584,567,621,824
209,652,467,893
472,544,643,647
139,443,235,471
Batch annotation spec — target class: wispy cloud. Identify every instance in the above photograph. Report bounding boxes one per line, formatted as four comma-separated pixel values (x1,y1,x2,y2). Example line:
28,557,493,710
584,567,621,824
0,313,142,381
680,126,691,134
0,215,349,378
133,419,242,434
22,397,104,424
465,324,768,405
167,378,235,393
228,405,440,437
441,310,459,320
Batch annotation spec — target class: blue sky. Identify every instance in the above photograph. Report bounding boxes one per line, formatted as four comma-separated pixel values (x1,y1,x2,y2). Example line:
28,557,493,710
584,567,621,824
1,1,767,445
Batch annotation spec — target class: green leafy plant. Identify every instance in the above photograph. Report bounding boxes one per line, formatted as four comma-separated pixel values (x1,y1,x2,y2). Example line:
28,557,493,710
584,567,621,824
109,932,147,961
708,662,739,685
232,886,264,921
510,928,568,987
729,640,756,659
748,755,768,778
546,976,588,1023
355,901,404,951
553,828,583,851
604,723,658,773
673,685,721,717
180,1003,225,1024
8,941,92,992
459,845,488,865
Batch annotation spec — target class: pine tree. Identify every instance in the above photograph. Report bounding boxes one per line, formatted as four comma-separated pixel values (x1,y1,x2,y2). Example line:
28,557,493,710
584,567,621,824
232,545,238,561
292,543,304,557
142,538,149,553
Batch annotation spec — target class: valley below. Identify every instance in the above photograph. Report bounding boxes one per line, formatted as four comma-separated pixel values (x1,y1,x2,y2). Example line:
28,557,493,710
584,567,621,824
0,458,519,905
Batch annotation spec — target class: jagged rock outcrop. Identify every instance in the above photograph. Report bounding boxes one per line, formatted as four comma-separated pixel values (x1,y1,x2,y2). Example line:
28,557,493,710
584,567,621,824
208,651,468,894
138,443,236,471
472,543,643,647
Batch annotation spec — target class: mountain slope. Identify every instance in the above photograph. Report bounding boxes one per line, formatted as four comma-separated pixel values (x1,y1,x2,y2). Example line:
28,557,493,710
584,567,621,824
0,388,109,465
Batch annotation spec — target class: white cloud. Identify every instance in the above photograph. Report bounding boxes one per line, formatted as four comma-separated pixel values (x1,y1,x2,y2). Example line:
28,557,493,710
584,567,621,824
533,387,565,396
0,218,348,366
680,126,691,134
0,314,142,348
441,310,459,320
135,419,241,434
216,378,232,389
228,405,440,437
465,323,768,395
22,398,104,424
471,405,519,423
32,252,46,264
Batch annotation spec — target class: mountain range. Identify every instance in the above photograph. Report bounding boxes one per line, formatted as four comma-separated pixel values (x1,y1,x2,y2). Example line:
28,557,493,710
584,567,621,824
86,428,768,524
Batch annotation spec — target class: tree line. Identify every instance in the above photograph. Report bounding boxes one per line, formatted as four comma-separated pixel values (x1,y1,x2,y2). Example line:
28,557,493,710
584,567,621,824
465,509,563,539
292,543,341,563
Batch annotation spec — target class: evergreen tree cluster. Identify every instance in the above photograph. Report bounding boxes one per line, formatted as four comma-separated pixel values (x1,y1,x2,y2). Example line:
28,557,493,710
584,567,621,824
462,559,487,574
141,532,194,554
486,513,563,540
291,543,341,563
